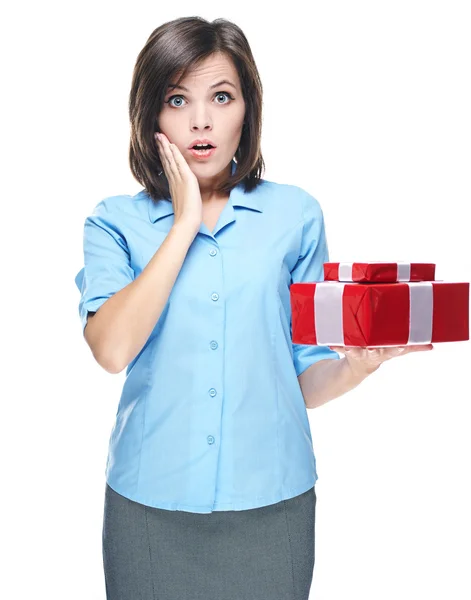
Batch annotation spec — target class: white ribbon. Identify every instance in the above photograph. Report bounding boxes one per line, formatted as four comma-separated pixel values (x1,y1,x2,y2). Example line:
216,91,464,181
314,281,433,346
409,281,434,343
397,262,412,281
337,261,412,282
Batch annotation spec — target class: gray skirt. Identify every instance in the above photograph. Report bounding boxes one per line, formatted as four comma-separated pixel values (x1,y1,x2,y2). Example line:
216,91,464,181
102,482,316,600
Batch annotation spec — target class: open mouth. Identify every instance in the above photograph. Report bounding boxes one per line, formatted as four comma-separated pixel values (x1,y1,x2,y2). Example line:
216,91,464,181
189,145,217,157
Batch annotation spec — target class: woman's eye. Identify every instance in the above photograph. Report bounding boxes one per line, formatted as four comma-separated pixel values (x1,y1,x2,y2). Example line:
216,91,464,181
215,92,233,104
165,91,234,108
167,95,185,108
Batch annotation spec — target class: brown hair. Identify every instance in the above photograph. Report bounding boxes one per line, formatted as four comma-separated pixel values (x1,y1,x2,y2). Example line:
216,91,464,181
128,16,265,202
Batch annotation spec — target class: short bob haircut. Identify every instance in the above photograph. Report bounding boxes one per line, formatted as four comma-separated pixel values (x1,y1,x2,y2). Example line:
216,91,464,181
128,16,265,203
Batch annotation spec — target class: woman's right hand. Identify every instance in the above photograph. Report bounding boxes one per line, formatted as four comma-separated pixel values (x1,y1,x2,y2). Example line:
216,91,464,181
154,131,203,232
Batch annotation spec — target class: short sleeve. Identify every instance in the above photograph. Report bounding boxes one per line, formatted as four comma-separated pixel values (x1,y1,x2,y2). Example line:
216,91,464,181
290,191,341,376
74,198,135,334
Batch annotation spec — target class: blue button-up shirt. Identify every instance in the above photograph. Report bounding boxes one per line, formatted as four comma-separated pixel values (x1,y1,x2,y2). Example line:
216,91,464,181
75,159,340,513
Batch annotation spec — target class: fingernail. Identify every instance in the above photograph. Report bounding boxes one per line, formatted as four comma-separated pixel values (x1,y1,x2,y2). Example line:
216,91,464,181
155,132,160,139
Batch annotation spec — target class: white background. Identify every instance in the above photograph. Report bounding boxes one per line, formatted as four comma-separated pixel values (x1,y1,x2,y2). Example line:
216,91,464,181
2,1,470,598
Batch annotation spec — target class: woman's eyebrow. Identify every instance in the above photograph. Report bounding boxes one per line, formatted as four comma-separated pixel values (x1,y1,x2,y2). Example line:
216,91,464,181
167,79,237,92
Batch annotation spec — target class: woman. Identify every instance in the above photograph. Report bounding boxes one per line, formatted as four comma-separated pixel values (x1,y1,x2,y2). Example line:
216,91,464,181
75,15,432,600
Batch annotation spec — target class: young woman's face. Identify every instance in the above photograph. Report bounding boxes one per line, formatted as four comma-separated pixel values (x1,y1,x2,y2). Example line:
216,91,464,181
157,52,246,185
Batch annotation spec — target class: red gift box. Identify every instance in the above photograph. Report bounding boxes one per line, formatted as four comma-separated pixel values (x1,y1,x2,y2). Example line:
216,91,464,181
290,279,469,347
324,261,436,283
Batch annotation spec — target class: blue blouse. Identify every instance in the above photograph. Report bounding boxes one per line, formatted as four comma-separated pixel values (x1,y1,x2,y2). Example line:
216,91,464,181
75,160,340,513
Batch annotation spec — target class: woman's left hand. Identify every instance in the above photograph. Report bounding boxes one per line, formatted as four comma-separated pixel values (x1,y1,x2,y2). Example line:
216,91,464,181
328,344,434,377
